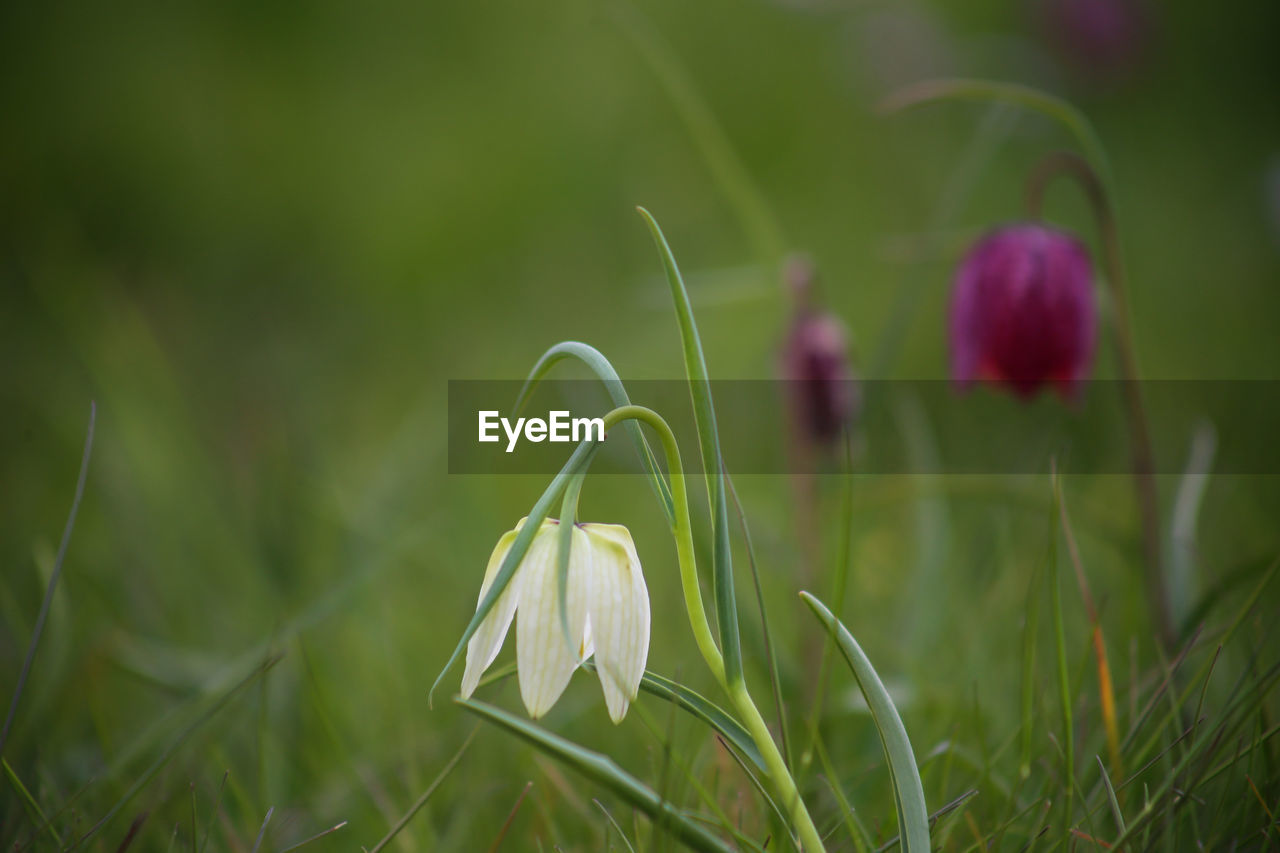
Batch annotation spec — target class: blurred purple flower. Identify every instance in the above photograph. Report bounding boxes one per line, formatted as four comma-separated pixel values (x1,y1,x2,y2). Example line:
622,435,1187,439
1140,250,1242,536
1040,0,1150,81
949,224,1097,399
781,256,857,444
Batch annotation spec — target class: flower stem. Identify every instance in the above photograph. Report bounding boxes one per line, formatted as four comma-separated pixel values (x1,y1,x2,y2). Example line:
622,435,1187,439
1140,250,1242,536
601,406,724,684
601,405,824,850
1025,151,1176,653
729,682,827,851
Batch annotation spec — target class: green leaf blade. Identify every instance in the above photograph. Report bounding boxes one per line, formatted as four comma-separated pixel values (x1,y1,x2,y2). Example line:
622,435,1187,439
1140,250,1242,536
515,340,674,523
879,77,1113,192
637,207,742,687
457,697,736,853
800,591,931,853
585,662,766,772
429,437,600,706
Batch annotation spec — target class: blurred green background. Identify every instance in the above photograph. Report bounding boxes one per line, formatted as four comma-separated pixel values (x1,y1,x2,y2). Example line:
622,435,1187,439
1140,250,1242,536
3,0,1278,849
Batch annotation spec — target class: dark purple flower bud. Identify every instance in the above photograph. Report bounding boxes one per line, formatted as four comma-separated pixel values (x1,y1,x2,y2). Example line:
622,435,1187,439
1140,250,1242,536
949,224,1097,399
781,256,858,444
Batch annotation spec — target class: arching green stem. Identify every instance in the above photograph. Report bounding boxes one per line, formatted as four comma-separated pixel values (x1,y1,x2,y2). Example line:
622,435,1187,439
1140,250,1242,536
637,207,743,688
515,340,674,524
600,405,724,685
601,404,825,851
1025,150,1175,653
881,78,1114,192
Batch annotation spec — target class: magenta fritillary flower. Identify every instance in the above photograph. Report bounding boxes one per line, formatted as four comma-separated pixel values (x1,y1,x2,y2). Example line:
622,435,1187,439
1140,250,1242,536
949,224,1098,399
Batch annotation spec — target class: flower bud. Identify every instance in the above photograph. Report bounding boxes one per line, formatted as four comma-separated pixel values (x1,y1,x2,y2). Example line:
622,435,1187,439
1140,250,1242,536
949,224,1097,398
780,255,857,444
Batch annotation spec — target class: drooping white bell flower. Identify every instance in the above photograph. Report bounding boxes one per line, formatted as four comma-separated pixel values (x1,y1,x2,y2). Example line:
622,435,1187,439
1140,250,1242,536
460,518,651,723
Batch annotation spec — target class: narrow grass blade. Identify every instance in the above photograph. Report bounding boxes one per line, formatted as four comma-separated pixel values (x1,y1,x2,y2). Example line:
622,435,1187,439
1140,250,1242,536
1180,554,1274,639
366,727,477,853
457,697,736,853
610,2,786,266
593,799,637,853
637,676,761,773
711,734,793,847
893,393,950,656
1130,556,1279,765
1019,540,1043,783
250,807,273,853
582,661,764,771
487,780,533,853
814,733,874,852
653,665,679,830
876,789,980,852
189,783,198,853
78,654,282,847
1246,774,1276,840
630,700,768,852
1047,470,1074,830
725,472,789,769
1057,479,1122,778
430,436,600,705
13,769,96,853
1109,661,1280,848
112,813,147,852
277,821,348,852
0,401,95,758
800,592,931,853
878,78,1113,191
1197,721,1278,787
637,206,742,687
199,771,227,853
4,757,64,847
801,431,856,785
1096,755,1126,837
515,341,674,522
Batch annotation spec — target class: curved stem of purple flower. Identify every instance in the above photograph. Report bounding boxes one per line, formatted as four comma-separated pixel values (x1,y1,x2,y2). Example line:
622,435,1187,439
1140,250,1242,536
1025,151,1176,653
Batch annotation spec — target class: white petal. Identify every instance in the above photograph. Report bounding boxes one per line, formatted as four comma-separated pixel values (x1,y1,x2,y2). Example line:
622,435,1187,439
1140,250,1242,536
460,528,522,697
580,617,595,662
517,525,593,718
583,524,650,723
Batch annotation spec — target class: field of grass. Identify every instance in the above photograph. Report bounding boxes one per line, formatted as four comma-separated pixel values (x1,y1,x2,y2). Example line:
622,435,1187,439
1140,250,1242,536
2,0,1278,850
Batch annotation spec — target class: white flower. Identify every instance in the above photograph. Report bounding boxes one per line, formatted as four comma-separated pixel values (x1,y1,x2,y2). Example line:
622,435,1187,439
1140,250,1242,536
460,518,651,723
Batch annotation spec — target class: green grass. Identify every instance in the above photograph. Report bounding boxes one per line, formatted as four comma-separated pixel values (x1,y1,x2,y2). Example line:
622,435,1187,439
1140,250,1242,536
3,0,1279,849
